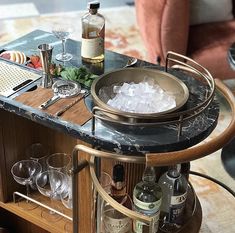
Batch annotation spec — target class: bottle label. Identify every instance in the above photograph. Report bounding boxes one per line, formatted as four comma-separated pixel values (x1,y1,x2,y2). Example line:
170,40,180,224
103,212,132,233
133,211,160,233
168,192,187,223
170,192,187,205
81,37,104,58
133,195,161,212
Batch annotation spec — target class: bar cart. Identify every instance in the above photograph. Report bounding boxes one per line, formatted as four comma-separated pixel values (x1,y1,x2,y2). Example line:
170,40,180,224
0,30,234,233
71,53,235,233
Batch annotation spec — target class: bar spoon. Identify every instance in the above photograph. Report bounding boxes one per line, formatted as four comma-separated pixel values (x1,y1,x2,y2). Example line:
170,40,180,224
124,57,138,68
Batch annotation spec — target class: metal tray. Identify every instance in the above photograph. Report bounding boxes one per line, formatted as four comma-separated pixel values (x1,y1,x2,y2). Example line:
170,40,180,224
91,67,189,122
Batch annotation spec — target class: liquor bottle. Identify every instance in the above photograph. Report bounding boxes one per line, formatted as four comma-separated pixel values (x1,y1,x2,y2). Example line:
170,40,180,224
132,166,162,233
81,1,105,63
102,164,132,233
158,164,188,231
180,162,190,181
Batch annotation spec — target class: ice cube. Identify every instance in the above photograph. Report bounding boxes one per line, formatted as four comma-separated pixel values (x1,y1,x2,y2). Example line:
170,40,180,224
106,80,176,113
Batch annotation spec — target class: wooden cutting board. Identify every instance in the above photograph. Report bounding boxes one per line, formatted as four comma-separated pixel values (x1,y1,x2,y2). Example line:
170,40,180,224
14,87,92,126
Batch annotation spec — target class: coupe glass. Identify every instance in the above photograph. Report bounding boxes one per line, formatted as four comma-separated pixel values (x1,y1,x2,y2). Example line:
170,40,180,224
36,170,68,222
11,160,42,210
52,24,73,62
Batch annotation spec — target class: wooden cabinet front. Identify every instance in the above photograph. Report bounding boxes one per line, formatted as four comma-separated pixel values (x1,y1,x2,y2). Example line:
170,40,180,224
0,108,92,233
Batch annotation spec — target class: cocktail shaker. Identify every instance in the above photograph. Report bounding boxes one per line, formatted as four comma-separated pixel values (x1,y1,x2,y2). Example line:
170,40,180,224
38,44,54,88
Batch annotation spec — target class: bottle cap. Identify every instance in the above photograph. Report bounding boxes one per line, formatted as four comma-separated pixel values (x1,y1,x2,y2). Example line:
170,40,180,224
168,164,181,178
112,164,125,182
88,1,100,9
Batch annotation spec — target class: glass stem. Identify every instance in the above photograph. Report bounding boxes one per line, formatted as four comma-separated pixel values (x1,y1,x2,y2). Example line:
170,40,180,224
62,39,66,57
50,193,56,215
26,184,30,196
26,184,30,203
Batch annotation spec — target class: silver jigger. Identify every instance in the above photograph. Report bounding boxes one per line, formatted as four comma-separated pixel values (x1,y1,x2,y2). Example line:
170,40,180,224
38,44,54,88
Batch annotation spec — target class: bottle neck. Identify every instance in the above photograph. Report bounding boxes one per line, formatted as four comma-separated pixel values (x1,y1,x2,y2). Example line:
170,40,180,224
142,166,156,184
111,180,126,199
167,164,181,178
111,164,126,198
89,9,98,14
112,180,125,191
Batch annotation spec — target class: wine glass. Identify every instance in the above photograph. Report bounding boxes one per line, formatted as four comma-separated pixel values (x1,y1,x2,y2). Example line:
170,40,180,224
46,152,71,199
36,170,68,222
45,153,71,222
26,143,49,190
52,24,73,62
61,173,73,233
61,174,72,209
11,160,42,210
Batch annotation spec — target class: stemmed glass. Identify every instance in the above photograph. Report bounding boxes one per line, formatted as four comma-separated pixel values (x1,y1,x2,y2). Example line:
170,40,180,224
61,173,73,233
11,160,42,210
46,153,72,226
61,173,72,209
26,143,49,171
36,152,71,222
52,24,73,62
46,152,71,199
26,143,49,190
36,170,68,222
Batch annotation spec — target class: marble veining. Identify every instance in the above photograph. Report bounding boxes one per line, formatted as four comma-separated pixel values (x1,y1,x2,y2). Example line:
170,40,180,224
0,30,220,155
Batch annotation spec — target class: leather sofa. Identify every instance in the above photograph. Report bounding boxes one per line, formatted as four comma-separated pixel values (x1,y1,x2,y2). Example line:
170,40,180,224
135,0,235,80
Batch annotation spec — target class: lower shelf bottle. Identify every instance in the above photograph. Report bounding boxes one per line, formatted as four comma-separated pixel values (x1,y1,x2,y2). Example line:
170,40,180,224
102,164,132,233
132,166,162,233
158,164,188,231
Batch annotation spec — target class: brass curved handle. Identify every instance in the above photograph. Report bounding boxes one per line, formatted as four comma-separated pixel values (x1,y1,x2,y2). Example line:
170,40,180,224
72,145,154,232
145,79,235,166
166,51,215,91
71,146,145,233
89,155,155,225
166,51,215,113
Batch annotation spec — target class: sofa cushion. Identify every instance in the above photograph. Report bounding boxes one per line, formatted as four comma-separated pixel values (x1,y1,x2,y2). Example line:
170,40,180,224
188,20,235,79
135,0,189,64
190,0,233,25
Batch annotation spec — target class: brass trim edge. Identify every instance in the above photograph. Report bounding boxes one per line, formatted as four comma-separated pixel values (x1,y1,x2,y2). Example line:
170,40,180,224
89,155,154,225
13,191,72,221
72,144,146,233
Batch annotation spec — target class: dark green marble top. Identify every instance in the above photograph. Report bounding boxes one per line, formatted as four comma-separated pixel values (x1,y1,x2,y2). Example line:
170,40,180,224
0,30,220,155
